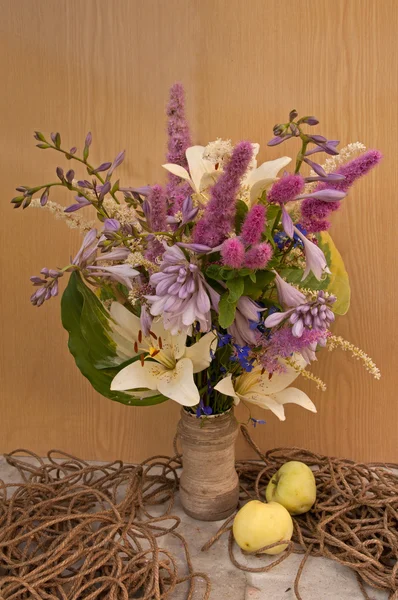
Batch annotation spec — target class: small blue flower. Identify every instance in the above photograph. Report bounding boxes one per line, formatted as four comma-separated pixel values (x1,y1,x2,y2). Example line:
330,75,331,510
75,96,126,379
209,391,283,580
196,398,213,417
250,418,266,428
218,332,232,348
274,231,288,250
231,344,255,372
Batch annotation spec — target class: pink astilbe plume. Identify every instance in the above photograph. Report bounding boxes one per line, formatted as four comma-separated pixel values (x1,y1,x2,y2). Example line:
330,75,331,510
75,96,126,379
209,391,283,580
221,238,245,268
244,242,273,269
268,174,305,204
147,184,167,232
193,141,253,247
256,327,328,374
301,149,382,232
241,204,266,246
165,83,192,214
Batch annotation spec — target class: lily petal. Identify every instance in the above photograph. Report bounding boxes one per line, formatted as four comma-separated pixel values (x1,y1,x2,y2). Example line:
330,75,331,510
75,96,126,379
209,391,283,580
242,392,286,421
110,302,141,339
110,360,166,392
247,157,292,204
157,357,200,406
185,146,215,192
214,374,240,404
273,387,317,413
162,163,192,185
185,332,217,373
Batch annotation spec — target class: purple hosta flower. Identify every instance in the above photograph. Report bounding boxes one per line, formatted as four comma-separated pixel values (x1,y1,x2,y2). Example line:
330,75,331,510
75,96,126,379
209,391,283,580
107,150,125,179
295,189,347,202
30,269,63,307
241,205,266,246
293,226,330,281
177,242,212,254
273,271,306,308
145,245,213,334
72,229,99,267
65,195,92,213
229,296,263,346
86,264,139,289
166,195,198,226
264,290,335,337
221,238,245,268
305,139,340,157
193,141,254,247
231,344,254,372
147,184,167,232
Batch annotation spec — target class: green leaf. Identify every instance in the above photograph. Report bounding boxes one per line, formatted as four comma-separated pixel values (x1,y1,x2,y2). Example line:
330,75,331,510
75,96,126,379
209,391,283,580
226,277,244,303
218,292,237,328
249,272,257,283
234,200,248,234
220,268,236,281
206,264,223,281
243,270,275,299
61,272,166,407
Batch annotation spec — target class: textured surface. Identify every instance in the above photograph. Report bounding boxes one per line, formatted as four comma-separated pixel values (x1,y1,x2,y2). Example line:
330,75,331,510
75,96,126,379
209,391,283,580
0,455,388,599
0,0,397,462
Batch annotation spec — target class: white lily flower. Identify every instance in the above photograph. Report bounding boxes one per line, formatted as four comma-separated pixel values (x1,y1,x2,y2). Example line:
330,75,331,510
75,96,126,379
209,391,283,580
243,155,292,206
110,302,217,407
214,354,316,421
162,143,291,205
162,146,220,194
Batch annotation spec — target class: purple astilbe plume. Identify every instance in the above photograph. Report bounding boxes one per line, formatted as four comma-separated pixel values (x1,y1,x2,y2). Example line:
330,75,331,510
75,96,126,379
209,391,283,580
264,290,335,337
241,204,266,246
267,174,305,204
301,150,382,232
243,242,273,269
30,269,63,306
147,184,167,232
256,327,329,374
165,83,192,214
145,245,213,334
193,141,253,247
221,238,245,268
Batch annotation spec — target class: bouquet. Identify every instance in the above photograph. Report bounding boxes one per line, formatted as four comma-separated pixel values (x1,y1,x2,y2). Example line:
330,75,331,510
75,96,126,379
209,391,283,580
13,83,381,425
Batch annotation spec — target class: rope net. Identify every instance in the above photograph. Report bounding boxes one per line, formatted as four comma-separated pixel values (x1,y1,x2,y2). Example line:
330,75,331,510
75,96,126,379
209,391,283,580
0,426,397,599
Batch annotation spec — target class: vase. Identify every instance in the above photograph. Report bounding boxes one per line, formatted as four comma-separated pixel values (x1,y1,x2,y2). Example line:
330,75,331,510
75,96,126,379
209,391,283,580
177,407,240,521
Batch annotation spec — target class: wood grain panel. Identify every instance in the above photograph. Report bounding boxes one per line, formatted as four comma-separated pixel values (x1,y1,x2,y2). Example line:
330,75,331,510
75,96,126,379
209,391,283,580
0,0,397,462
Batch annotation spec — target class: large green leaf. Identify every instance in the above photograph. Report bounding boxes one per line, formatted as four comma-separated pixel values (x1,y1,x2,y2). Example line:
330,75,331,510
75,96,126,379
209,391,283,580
61,272,167,407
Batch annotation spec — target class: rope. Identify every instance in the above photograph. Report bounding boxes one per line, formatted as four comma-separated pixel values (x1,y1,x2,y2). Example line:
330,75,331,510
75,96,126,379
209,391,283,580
0,425,397,599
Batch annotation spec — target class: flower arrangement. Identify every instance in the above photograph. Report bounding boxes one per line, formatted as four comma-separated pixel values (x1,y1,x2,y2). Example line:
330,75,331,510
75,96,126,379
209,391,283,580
13,83,381,425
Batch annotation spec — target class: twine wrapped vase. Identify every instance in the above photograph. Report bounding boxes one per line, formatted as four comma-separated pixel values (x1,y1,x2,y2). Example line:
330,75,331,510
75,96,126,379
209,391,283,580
177,408,239,521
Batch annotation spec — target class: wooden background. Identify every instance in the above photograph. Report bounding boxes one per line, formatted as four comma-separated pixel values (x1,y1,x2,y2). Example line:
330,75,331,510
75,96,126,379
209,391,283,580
0,0,396,463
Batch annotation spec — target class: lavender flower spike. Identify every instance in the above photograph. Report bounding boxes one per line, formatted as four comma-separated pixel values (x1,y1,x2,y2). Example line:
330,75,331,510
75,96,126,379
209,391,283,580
193,141,253,247
294,227,331,281
147,184,167,232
